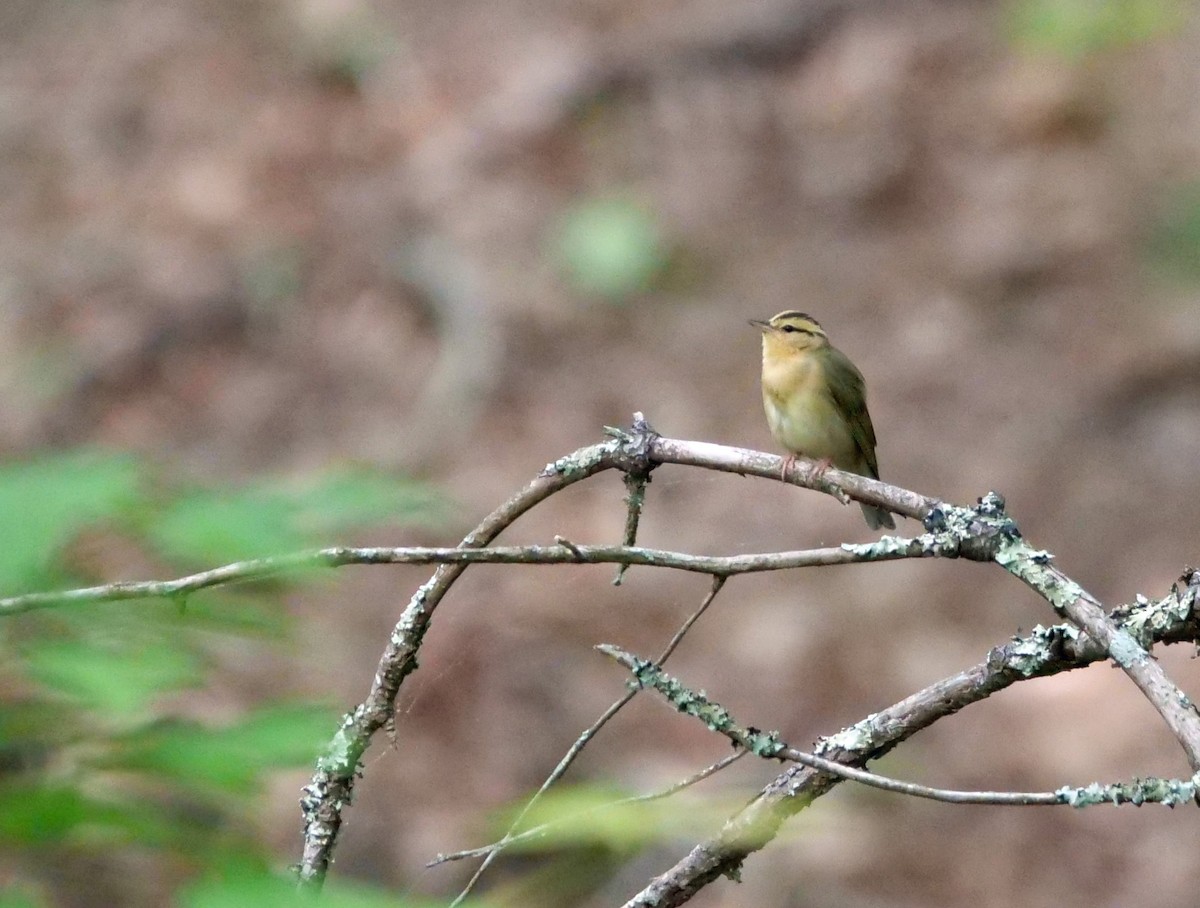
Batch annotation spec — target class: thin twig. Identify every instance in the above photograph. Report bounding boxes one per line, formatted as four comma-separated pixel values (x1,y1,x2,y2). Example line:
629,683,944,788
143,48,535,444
620,587,1200,907
0,542,922,617
600,644,1199,808
298,433,637,888
447,575,728,905
430,750,747,866
613,414,658,585
927,492,1200,774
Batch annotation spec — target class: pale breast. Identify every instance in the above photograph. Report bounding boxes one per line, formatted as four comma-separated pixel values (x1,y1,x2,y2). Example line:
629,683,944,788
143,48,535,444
761,356,860,467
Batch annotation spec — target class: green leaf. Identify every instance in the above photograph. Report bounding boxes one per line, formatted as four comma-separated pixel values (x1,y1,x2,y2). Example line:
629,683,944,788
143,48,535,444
493,784,740,854
166,593,289,638
0,450,143,594
148,490,304,565
115,704,335,794
556,197,667,300
0,784,179,849
1007,0,1184,57
179,864,457,908
0,886,46,908
22,638,203,718
147,469,445,566
0,786,91,845
1147,182,1200,282
279,467,448,535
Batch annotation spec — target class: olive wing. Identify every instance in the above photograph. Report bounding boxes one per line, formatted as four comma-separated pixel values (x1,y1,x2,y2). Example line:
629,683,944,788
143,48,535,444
821,346,880,479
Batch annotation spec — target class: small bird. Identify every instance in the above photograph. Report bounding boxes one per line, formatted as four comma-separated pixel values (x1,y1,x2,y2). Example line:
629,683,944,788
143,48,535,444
750,310,895,530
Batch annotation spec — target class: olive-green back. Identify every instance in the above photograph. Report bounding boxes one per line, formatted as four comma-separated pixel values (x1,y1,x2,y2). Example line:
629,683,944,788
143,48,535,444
820,345,880,478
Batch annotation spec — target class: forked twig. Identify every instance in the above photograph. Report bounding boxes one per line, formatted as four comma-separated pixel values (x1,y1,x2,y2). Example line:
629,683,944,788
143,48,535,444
428,750,747,866
4,416,1197,903
599,643,1199,809
446,575,727,905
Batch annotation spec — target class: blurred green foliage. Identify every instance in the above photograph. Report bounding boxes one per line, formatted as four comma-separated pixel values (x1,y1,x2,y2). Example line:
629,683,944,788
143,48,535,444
480,784,749,907
180,864,460,908
1146,182,1200,282
0,450,448,906
0,890,42,908
1006,0,1185,56
0,451,141,595
497,784,725,853
149,468,446,566
554,196,669,301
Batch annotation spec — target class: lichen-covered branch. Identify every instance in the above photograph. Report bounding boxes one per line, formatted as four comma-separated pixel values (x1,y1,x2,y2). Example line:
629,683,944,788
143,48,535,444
445,574,727,906
620,575,1200,907
0,541,927,617
4,415,1195,897
599,643,1199,808
297,431,632,886
915,493,1200,773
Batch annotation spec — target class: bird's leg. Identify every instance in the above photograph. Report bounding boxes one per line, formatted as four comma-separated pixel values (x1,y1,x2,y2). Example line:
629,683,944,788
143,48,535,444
781,455,831,482
782,453,830,482
811,457,833,479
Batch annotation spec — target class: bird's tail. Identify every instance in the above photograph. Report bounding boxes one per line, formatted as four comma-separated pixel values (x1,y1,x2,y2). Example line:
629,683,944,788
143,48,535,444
861,502,895,530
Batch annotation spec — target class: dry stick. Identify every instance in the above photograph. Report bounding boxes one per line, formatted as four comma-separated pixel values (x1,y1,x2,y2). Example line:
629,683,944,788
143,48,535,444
1003,557,1200,772
599,644,1196,808
429,750,748,866
0,424,933,620
300,419,688,886
645,436,1200,774
927,491,1200,774
613,456,653,586
0,544,922,617
619,580,1200,908
647,435,934,519
446,575,728,906
297,436,634,887
7,419,1193,887
303,421,1200,895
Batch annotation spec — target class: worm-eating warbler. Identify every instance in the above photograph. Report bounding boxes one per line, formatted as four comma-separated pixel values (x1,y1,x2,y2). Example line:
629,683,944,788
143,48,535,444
750,310,895,530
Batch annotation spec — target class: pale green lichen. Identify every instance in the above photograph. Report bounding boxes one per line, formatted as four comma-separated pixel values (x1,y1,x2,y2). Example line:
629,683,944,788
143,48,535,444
1116,581,1197,646
840,535,916,558
814,717,877,756
1057,773,1199,808
610,649,786,758
1004,623,1081,677
1105,628,1149,669
543,442,613,478
995,533,1087,614
314,709,363,776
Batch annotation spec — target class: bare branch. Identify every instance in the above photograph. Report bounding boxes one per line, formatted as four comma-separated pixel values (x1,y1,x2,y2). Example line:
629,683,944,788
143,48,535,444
298,432,629,887
599,644,1199,808
0,541,925,616
446,574,727,904
6,420,1194,897
613,413,657,586
922,493,1200,773
619,585,1200,907
428,750,748,866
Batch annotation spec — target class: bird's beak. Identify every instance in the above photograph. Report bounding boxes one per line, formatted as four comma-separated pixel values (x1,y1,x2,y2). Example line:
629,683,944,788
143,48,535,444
748,319,772,331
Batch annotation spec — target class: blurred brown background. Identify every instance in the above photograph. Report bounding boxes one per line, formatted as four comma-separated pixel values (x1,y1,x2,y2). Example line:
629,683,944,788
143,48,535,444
4,0,1200,905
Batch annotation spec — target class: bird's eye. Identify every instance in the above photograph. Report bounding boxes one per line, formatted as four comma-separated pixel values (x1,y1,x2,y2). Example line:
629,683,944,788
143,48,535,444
781,325,800,333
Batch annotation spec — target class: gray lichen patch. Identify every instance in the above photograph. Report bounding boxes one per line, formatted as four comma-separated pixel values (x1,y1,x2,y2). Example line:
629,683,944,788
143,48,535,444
1057,774,1200,808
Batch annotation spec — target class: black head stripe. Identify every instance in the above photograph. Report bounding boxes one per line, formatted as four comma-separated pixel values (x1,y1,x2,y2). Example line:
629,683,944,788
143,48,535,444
774,311,822,329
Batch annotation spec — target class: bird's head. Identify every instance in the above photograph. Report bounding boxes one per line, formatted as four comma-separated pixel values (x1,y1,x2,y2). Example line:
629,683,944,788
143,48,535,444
749,311,829,358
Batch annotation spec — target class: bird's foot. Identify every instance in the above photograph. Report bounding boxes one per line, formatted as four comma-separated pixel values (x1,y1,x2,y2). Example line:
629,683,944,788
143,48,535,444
780,455,796,482
781,456,832,483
